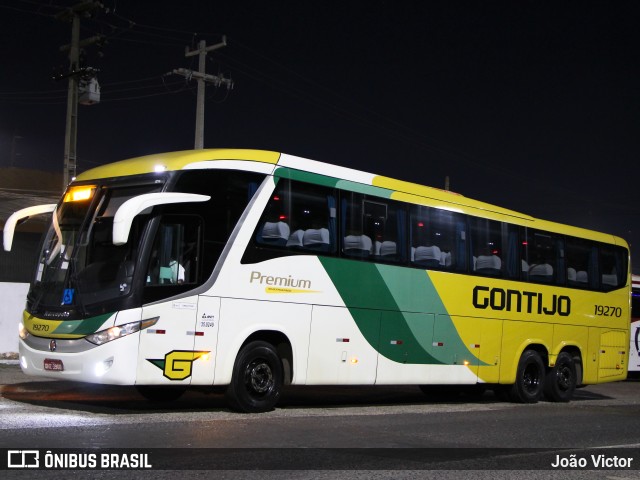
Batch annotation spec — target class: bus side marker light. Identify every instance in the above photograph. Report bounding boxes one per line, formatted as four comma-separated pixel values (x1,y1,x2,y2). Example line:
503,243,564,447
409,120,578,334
390,340,403,345
336,338,350,342
469,344,480,349
433,342,444,347
350,357,359,364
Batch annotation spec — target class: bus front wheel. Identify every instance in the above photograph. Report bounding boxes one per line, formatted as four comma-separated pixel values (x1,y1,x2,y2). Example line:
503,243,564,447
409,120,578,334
226,341,283,413
544,352,577,402
509,349,545,403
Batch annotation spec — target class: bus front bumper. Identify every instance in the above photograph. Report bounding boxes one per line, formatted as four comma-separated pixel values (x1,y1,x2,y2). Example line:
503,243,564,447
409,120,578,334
18,332,140,385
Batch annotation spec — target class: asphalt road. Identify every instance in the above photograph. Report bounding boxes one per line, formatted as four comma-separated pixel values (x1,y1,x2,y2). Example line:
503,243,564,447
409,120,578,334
2,362,640,479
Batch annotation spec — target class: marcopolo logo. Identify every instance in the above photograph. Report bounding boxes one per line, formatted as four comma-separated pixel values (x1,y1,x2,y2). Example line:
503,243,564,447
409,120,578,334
472,285,571,316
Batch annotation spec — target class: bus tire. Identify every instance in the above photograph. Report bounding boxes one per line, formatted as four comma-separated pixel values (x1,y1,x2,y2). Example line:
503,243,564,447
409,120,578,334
509,349,545,403
226,341,283,413
136,385,186,402
544,352,577,402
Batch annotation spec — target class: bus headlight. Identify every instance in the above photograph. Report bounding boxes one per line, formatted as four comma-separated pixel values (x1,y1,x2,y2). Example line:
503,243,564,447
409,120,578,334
85,317,159,346
18,322,29,340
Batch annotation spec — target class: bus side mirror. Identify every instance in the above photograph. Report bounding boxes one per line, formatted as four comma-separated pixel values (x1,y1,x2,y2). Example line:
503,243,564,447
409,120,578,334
112,193,210,246
3,204,57,252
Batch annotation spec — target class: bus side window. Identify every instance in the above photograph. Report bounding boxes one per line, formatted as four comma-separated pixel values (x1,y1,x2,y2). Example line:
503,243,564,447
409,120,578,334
565,237,592,289
523,229,557,284
146,216,201,286
470,217,503,277
599,245,627,291
255,179,336,255
341,193,406,264
410,205,465,272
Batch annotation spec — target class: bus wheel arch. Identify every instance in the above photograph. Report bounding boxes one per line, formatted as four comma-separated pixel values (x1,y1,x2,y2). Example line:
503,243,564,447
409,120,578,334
240,330,293,384
544,348,581,402
225,330,292,413
509,346,547,403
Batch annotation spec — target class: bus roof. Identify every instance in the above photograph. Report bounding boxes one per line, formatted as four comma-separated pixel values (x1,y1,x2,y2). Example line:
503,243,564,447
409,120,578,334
75,148,627,247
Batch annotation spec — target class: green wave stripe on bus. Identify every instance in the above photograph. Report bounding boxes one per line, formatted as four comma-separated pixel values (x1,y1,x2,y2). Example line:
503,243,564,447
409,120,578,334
318,257,484,365
273,168,393,198
274,168,339,188
51,313,114,336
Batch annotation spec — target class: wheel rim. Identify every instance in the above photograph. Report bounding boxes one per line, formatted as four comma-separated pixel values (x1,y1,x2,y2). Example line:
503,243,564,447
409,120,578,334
556,364,573,392
523,363,541,394
244,358,274,396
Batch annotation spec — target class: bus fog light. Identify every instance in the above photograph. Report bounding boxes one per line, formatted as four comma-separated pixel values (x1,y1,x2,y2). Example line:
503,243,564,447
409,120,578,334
95,357,114,377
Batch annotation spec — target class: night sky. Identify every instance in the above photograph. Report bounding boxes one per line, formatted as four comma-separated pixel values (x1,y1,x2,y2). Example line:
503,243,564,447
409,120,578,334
1,1,639,271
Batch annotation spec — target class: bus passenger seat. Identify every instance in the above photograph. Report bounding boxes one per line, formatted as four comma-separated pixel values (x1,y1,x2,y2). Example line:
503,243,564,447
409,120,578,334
602,274,618,287
528,263,553,282
567,267,577,281
576,271,588,284
475,255,502,275
303,228,331,251
344,234,372,257
261,221,290,246
286,229,305,247
380,241,397,257
414,245,442,268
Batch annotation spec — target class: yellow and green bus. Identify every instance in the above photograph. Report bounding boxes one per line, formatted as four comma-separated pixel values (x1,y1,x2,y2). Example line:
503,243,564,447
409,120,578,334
3,149,630,412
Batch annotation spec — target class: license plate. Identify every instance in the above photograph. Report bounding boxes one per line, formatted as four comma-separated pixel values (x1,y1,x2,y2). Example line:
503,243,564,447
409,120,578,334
44,358,64,371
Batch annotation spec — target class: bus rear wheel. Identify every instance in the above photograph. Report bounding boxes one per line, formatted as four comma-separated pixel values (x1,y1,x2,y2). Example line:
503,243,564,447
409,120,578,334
226,341,283,413
544,352,577,402
509,349,545,403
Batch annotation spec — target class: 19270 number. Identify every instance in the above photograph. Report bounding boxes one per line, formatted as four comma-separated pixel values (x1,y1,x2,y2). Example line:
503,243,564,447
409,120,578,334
594,305,622,317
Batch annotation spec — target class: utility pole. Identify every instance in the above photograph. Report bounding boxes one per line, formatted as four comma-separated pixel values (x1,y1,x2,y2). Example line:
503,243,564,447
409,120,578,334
56,1,103,190
10,134,23,167
172,37,233,149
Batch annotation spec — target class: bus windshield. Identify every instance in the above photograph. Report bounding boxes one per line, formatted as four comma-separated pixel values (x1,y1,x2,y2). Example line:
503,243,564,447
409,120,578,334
29,183,161,313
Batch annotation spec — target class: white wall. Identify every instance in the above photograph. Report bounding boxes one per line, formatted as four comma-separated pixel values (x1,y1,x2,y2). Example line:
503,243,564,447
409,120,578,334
0,282,28,355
